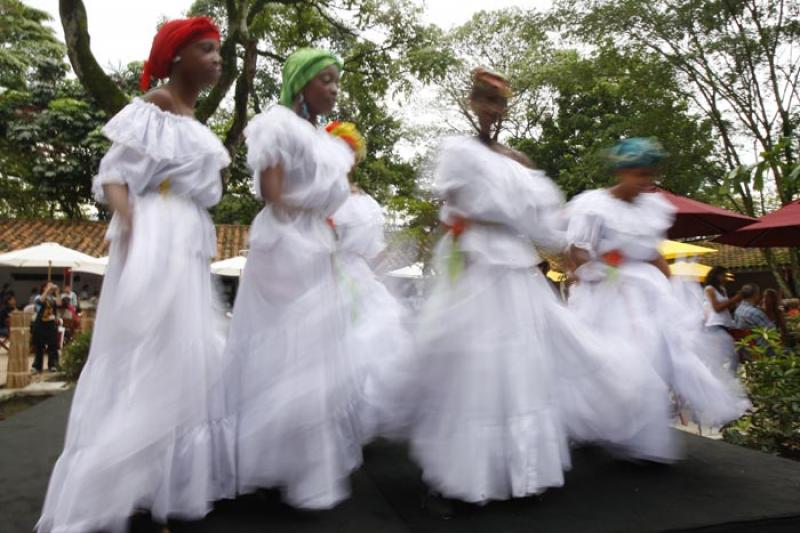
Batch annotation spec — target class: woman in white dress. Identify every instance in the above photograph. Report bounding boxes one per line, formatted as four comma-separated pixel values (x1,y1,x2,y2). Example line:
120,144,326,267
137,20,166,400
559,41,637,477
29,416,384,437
703,266,743,371
566,138,750,455
38,18,234,533
223,48,361,509
403,69,667,512
330,178,414,441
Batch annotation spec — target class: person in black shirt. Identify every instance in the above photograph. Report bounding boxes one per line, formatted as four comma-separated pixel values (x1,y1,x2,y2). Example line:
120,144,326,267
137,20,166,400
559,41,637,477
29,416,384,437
32,282,60,373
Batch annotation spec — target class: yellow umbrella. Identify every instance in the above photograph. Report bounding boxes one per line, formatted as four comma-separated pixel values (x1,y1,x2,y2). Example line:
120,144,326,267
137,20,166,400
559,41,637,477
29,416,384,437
670,261,712,280
659,240,717,260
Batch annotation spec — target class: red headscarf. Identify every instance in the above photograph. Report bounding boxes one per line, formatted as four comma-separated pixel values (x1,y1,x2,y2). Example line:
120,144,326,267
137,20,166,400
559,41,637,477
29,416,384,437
139,17,221,92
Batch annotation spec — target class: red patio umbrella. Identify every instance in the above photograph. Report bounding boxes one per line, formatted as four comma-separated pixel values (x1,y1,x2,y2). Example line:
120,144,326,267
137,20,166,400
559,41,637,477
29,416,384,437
646,187,758,239
714,199,800,247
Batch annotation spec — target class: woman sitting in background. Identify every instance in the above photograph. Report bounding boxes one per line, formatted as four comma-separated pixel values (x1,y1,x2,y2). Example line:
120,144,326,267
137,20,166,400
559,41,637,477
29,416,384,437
762,288,790,345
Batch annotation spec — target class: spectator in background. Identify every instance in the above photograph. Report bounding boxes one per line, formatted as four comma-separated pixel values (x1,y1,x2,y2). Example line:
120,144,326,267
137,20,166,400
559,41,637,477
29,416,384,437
703,266,742,334
734,283,775,331
79,284,90,301
0,282,10,302
0,293,16,339
59,294,79,344
762,288,789,344
32,282,60,373
62,284,78,308
29,286,40,305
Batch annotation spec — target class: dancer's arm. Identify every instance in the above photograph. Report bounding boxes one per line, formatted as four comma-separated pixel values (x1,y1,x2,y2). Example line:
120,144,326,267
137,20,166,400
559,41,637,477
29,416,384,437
568,244,591,270
259,165,285,207
103,183,132,229
650,254,671,278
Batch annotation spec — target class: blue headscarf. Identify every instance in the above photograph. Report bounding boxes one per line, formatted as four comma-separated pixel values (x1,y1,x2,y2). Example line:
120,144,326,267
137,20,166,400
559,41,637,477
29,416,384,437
606,137,667,169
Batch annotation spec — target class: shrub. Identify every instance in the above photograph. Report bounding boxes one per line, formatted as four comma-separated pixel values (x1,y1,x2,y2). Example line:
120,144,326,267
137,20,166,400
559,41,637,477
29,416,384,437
722,328,800,460
61,329,92,382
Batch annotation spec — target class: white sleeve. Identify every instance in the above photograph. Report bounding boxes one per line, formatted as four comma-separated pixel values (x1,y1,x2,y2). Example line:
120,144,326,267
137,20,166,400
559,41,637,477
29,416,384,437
566,211,603,255
92,143,162,204
514,171,566,251
244,107,300,199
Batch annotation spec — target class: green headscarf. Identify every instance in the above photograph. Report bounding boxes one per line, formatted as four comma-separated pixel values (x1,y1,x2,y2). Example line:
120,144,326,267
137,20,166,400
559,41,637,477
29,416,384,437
279,48,343,107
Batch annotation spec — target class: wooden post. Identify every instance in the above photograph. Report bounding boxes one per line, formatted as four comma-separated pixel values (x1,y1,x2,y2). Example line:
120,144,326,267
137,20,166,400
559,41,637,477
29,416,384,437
6,311,32,389
80,308,96,333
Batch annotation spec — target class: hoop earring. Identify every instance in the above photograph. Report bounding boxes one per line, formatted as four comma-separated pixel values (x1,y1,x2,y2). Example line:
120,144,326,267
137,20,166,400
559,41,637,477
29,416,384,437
297,93,311,119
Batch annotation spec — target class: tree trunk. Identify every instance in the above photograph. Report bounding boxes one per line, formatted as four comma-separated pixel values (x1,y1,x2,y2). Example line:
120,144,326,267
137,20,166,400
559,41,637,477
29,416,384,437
196,0,246,123
788,248,800,296
224,39,257,155
762,248,796,297
59,0,128,116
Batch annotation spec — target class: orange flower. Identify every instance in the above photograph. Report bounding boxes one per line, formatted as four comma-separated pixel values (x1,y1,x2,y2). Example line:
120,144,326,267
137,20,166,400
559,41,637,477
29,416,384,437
601,249,624,267
325,120,367,162
445,216,469,238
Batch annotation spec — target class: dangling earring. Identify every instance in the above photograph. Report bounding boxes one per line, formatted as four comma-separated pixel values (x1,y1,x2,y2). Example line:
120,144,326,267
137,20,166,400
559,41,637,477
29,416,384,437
172,56,182,64
297,93,310,119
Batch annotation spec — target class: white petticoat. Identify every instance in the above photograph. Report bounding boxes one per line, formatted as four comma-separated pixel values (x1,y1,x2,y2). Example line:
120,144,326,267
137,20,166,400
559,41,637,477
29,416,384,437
37,195,234,533
570,262,751,429
398,237,672,503
223,212,365,509
334,251,413,442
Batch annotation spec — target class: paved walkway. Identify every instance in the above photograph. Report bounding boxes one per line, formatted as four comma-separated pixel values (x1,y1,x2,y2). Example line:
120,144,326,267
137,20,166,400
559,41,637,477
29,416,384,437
1,392,800,533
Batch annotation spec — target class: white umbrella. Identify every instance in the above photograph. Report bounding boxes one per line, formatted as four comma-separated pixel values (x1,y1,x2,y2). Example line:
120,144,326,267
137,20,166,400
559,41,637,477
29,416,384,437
211,255,247,277
387,262,424,279
73,256,109,276
0,242,100,280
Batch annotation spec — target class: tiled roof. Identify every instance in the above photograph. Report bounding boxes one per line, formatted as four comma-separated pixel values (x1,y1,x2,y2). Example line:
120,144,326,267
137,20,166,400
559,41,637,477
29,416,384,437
0,219,249,260
0,219,110,257
0,219,793,272
215,224,250,259
698,242,793,271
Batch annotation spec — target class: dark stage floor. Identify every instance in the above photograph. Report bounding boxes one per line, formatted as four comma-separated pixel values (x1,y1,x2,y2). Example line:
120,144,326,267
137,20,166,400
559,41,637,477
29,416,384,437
2,391,799,533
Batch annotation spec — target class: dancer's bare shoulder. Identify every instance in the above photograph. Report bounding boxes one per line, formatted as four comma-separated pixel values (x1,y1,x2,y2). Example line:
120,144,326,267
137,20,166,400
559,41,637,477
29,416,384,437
494,143,534,168
143,88,178,114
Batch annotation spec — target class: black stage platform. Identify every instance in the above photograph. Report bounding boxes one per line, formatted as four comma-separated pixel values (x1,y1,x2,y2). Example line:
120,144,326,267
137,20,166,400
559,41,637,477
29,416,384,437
2,391,799,533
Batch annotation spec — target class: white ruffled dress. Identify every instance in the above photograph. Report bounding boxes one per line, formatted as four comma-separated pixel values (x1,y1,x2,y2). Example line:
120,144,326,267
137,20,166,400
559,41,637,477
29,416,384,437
37,99,234,533
404,137,668,503
223,105,361,509
567,189,751,437
331,192,413,440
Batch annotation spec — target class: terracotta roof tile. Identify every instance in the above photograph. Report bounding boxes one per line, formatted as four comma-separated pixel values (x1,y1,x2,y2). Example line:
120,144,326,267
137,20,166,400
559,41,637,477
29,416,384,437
0,219,249,260
0,219,792,272
698,242,792,271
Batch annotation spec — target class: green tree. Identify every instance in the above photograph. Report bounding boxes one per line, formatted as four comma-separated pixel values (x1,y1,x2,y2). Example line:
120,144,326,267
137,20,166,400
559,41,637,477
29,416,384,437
520,47,722,199
56,0,453,226
439,8,722,199
437,8,553,140
555,0,800,293
0,0,109,218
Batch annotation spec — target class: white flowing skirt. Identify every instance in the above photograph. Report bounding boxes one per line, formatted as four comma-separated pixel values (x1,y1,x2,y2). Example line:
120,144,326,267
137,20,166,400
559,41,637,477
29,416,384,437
223,214,365,509
335,253,413,441
570,262,751,430
401,239,671,503
37,194,234,533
